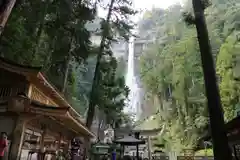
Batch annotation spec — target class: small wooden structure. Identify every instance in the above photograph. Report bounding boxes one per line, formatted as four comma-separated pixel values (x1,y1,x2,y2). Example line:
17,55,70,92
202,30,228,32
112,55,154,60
115,127,162,160
0,58,95,160
90,142,110,160
133,115,164,160
114,134,145,160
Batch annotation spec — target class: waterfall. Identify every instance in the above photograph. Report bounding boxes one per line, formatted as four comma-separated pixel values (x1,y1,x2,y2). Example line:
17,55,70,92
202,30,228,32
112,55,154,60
125,37,141,119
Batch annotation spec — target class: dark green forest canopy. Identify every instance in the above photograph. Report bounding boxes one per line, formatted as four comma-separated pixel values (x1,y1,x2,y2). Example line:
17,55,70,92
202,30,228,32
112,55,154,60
0,0,131,127
138,0,240,152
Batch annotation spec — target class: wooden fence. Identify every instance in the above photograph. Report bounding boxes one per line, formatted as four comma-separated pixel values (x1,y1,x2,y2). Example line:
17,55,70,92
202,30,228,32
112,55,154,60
152,156,214,160
177,156,214,160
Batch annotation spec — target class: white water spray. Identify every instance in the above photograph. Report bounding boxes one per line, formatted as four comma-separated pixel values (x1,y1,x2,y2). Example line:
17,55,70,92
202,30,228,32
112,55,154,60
125,37,141,120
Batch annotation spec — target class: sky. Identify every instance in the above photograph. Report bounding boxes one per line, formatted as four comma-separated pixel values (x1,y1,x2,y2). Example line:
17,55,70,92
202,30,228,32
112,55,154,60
134,0,182,10
98,0,182,20
132,0,182,22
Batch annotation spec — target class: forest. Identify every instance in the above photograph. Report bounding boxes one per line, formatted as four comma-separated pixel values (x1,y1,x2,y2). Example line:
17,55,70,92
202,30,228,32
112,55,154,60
138,0,240,153
0,0,135,129
1,0,239,155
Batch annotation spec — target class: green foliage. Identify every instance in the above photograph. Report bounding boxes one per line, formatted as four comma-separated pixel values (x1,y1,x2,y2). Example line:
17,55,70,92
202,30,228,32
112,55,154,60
115,56,127,77
97,56,129,126
134,115,161,131
138,0,240,152
195,149,213,156
216,32,240,121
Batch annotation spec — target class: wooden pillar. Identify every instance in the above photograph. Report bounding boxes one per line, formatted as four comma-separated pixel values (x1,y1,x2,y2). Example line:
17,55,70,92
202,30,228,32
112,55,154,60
147,136,152,160
27,84,33,98
53,133,62,160
120,145,124,158
38,127,46,160
8,116,26,160
63,140,70,155
136,145,139,160
57,133,62,150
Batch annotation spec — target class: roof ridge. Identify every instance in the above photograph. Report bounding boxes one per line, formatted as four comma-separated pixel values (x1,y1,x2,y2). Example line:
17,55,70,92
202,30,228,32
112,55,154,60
0,57,42,71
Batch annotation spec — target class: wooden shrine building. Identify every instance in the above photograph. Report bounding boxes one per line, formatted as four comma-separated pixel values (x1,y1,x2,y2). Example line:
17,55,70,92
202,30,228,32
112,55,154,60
0,58,95,160
200,115,240,159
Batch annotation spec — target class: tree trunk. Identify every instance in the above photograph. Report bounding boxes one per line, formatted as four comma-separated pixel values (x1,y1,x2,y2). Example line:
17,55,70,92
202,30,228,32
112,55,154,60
183,77,189,116
192,0,232,159
31,0,49,63
0,0,16,36
62,54,72,94
158,94,164,112
85,0,115,129
97,119,103,141
62,37,74,94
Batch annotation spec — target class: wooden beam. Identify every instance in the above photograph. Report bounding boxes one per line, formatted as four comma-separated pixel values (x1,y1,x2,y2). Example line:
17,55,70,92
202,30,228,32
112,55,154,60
27,115,75,140
27,84,33,98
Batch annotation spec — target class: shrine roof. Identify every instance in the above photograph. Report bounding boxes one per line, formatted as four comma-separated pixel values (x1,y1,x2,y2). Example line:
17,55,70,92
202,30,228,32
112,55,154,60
113,135,145,145
0,57,42,71
30,100,95,138
134,115,161,131
30,100,69,110
200,115,240,142
10,96,95,138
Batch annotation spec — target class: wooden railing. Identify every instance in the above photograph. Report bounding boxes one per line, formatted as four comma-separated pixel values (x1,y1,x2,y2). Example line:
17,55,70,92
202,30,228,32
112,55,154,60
177,156,214,160
0,85,25,101
0,87,12,99
0,84,59,106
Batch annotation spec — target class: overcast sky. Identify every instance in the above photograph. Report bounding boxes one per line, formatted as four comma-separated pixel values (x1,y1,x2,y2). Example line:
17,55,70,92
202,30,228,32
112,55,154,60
98,0,182,20
133,0,182,22
134,0,182,10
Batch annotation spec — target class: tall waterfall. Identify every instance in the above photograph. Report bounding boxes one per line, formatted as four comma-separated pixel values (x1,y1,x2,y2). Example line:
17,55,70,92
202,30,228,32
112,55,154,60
125,37,141,119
